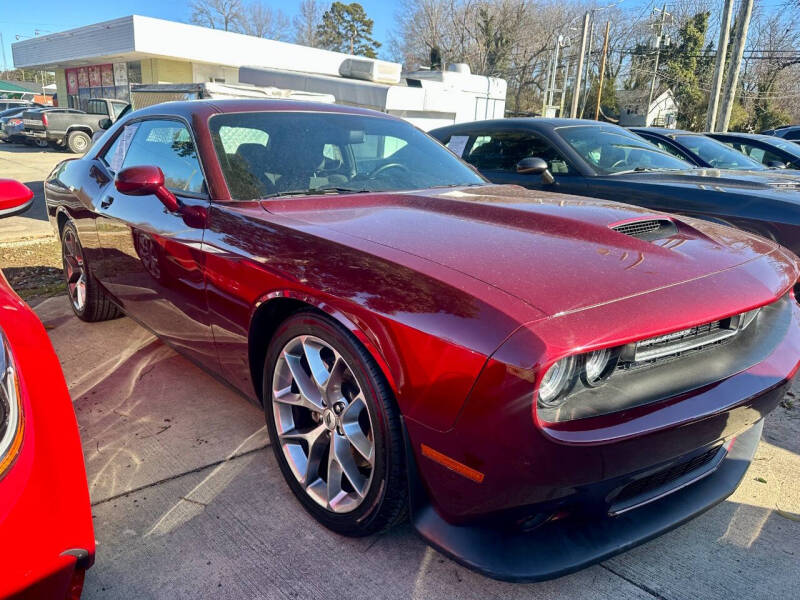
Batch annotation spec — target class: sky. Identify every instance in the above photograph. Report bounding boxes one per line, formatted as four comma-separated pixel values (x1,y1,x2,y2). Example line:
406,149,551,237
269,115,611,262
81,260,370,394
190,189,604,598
0,0,398,71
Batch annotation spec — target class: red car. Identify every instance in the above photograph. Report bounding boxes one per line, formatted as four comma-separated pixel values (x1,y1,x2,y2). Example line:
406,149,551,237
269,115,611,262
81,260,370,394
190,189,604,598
44,101,800,581
0,179,94,598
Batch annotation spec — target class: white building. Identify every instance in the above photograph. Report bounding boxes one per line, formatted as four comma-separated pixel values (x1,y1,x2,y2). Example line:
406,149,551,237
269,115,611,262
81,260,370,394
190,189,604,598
11,15,506,130
617,88,678,128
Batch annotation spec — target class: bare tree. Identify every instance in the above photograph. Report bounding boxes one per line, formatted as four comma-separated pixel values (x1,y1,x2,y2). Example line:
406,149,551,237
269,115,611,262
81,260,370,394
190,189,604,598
240,1,290,40
190,0,244,31
294,0,327,47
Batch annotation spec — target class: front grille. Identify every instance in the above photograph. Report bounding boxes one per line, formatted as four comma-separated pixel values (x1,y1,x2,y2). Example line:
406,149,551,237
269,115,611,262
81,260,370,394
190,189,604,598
613,445,722,506
617,307,760,370
611,218,676,240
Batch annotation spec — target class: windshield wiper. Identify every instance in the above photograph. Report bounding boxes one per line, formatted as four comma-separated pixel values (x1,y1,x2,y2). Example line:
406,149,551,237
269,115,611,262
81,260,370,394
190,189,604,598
428,182,486,189
610,167,684,175
264,186,372,198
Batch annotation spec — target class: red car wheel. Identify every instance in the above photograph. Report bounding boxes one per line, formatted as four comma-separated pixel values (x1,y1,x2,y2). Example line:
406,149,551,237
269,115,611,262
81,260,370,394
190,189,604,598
61,221,121,322
263,310,407,536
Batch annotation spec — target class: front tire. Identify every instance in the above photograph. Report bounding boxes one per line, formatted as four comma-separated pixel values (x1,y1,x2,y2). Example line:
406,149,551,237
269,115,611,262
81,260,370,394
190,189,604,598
61,221,121,322
263,310,407,536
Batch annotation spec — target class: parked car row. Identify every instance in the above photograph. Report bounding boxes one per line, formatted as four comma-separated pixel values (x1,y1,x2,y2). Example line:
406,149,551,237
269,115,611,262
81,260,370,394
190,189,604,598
0,98,128,153
18,98,794,592
430,118,800,261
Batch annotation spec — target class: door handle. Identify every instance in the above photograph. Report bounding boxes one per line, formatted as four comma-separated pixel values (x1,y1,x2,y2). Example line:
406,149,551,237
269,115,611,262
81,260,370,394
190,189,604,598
100,196,114,209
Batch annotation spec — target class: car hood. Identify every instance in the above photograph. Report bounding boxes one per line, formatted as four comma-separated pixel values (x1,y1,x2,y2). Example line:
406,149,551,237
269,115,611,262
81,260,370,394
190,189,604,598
603,168,800,198
263,184,788,317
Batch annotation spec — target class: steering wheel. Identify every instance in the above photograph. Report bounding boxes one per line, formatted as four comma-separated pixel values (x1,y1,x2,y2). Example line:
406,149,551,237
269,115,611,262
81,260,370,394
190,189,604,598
368,163,409,179
610,159,627,169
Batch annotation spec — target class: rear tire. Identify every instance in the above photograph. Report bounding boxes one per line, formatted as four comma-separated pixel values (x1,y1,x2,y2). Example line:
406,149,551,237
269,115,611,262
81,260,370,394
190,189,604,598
66,130,90,154
263,310,407,536
61,221,121,322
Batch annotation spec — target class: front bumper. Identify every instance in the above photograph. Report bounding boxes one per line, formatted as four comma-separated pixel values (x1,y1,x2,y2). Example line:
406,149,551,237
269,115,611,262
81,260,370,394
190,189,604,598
0,282,94,598
409,418,764,582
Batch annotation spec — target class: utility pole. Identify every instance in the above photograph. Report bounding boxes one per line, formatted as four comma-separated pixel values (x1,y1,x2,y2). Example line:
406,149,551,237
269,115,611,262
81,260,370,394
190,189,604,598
0,33,7,74
647,5,672,115
705,0,734,131
542,47,553,115
543,35,567,117
570,12,590,118
579,20,595,117
718,0,754,132
594,21,610,121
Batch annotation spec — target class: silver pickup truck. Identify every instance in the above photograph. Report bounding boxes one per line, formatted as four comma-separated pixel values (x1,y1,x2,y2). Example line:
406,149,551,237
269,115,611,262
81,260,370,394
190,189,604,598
21,98,128,153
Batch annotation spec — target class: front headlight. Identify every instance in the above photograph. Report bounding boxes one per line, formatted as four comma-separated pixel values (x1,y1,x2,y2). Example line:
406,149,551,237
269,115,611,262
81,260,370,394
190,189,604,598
537,355,576,407
0,329,24,477
537,348,618,408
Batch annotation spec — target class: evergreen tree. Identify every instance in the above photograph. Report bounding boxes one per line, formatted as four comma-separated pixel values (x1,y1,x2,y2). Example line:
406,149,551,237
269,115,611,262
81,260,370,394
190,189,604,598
317,2,381,58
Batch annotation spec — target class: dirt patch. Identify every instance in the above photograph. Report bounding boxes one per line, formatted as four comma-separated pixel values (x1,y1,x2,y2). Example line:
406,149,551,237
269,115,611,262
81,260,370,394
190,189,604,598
0,240,65,302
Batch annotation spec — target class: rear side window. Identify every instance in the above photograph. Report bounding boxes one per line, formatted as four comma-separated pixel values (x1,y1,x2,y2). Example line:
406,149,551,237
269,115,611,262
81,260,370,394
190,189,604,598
111,102,128,118
121,120,205,194
463,131,573,174
101,123,141,172
87,99,109,116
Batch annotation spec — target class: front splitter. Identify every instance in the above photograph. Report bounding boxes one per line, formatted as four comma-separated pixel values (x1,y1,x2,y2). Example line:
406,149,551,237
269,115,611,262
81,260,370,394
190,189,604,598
408,418,763,582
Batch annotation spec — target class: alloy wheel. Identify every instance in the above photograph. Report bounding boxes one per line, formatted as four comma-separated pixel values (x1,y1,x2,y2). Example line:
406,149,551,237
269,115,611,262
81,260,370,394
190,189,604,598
62,228,87,312
271,335,375,513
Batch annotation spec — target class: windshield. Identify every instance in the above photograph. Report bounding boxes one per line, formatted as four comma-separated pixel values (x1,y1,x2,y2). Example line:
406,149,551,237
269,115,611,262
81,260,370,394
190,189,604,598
556,124,691,175
209,111,485,200
673,134,766,170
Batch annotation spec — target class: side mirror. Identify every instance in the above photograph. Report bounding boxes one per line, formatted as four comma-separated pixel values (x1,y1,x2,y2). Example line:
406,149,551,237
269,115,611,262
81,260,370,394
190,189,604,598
766,160,787,169
115,166,179,212
98,117,113,130
0,179,34,218
516,157,555,184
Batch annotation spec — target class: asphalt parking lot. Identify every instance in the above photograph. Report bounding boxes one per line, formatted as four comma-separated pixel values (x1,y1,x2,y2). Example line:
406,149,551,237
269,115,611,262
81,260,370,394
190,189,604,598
2,144,800,599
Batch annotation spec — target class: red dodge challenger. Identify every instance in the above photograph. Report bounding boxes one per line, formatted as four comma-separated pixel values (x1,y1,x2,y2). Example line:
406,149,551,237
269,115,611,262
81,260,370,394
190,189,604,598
0,179,94,598
44,100,800,581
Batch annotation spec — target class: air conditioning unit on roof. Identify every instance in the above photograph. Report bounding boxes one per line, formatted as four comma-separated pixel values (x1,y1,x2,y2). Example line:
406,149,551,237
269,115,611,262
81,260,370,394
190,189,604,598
339,58,401,85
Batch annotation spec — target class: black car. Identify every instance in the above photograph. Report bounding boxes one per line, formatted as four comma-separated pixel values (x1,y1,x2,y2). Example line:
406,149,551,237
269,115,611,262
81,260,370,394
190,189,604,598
707,132,800,170
631,127,769,171
760,125,800,142
429,118,800,256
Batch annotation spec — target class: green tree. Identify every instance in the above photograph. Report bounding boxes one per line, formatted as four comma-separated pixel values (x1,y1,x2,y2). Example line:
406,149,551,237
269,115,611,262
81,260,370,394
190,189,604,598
659,12,714,130
317,2,381,58
582,75,618,119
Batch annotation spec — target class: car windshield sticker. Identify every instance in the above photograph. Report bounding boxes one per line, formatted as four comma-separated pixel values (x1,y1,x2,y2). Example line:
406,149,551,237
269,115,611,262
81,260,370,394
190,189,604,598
447,135,469,157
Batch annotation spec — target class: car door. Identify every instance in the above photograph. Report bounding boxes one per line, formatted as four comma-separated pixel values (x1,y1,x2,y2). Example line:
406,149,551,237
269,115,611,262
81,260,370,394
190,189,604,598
449,130,585,193
92,118,219,372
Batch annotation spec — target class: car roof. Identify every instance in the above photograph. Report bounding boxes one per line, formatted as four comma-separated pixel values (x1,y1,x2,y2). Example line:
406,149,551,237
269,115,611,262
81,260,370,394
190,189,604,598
630,127,695,136
709,131,778,142
430,117,621,136
129,98,399,122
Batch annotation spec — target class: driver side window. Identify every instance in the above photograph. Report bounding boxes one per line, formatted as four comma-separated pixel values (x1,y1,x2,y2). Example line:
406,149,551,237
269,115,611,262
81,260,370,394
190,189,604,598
464,132,573,174
121,120,205,194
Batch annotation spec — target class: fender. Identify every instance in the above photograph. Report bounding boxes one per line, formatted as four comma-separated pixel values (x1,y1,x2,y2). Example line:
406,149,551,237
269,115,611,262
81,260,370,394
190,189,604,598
251,289,401,399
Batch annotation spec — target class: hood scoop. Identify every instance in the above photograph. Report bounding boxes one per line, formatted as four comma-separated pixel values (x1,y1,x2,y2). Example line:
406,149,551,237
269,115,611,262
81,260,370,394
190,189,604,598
611,218,677,241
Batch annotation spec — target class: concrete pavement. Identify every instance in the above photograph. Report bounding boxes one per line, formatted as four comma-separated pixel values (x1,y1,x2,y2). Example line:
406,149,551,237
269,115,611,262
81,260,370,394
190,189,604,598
30,295,800,600
0,144,66,245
